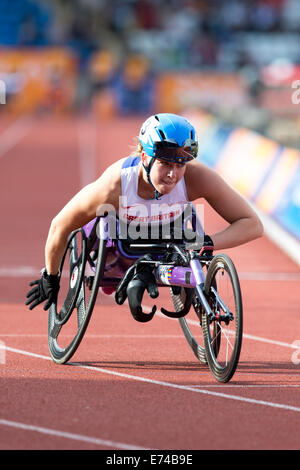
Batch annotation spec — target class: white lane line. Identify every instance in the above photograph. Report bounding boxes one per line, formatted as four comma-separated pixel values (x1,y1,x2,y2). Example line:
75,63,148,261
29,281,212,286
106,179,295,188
2,265,300,280
1,297,298,351
237,332,300,350
0,418,151,450
1,289,299,352
0,331,299,353
153,308,300,351
0,266,39,277
189,384,300,388
0,116,34,161
0,334,184,338
2,345,300,413
239,272,300,281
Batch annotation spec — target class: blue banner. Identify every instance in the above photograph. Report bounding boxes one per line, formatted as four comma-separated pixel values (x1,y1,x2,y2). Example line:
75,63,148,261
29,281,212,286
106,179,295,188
272,163,300,239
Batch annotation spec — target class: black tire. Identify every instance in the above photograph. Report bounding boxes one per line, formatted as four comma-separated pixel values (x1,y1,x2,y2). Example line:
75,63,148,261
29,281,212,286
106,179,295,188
201,254,243,383
48,228,107,364
171,287,207,364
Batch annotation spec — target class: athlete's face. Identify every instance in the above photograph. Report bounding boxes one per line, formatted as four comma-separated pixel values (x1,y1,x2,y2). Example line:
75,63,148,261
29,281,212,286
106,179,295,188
142,153,186,195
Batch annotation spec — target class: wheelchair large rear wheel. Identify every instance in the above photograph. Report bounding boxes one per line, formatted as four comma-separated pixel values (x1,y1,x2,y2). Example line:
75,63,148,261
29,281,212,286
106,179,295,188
48,229,107,364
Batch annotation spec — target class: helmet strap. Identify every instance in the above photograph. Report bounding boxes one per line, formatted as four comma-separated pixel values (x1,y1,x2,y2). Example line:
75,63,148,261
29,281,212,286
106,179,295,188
141,156,161,200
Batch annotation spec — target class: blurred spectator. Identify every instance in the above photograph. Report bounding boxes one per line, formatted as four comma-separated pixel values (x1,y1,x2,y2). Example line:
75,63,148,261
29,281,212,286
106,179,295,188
88,50,118,94
219,0,249,32
0,0,299,72
66,6,98,70
0,0,52,46
249,0,282,31
134,0,160,30
1,0,300,136
114,54,155,115
190,30,219,67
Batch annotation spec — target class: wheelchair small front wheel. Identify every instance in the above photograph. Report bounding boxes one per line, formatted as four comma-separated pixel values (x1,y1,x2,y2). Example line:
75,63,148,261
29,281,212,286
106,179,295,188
48,229,107,364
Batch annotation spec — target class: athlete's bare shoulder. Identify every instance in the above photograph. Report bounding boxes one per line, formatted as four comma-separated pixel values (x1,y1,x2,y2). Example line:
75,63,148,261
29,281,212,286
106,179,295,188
98,157,126,182
86,157,125,210
184,159,218,200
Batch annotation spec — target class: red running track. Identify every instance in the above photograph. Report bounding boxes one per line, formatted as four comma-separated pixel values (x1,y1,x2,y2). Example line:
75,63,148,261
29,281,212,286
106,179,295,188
0,113,300,451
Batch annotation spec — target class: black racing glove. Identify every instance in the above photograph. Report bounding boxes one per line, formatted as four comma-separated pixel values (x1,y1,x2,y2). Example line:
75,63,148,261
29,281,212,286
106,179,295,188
199,234,214,256
25,269,60,311
203,234,214,247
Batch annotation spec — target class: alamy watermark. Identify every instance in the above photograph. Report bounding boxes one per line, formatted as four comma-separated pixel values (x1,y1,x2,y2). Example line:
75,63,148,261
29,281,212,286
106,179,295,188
291,340,300,365
291,80,300,105
0,79,6,104
95,198,205,249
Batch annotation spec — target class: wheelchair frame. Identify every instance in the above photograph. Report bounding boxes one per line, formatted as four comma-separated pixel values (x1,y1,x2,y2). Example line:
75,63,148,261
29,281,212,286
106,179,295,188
48,214,243,383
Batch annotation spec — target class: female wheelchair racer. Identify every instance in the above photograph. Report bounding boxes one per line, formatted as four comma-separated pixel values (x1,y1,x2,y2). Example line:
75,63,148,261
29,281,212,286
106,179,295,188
26,113,263,382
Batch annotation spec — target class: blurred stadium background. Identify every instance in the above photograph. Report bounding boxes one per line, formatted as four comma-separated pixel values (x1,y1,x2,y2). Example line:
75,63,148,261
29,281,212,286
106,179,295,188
0,0,300,247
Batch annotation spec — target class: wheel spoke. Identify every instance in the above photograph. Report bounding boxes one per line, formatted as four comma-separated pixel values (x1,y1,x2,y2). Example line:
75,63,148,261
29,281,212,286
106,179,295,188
172,287,207,364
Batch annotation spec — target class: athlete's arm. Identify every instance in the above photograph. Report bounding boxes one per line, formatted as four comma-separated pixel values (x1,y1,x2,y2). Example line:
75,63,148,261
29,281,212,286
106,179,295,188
185,160,264,250
45,159,124,275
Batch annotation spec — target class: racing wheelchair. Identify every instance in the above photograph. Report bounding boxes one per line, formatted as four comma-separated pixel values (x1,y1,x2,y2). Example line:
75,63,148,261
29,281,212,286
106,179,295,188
48,210,243,383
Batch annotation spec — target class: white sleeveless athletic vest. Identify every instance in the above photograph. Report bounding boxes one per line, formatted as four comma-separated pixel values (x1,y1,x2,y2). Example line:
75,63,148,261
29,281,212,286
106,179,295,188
119,157,190,227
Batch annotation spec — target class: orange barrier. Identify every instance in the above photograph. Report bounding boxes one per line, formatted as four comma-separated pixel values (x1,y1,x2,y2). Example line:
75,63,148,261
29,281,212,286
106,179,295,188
156,72,249,113
0,48,77,114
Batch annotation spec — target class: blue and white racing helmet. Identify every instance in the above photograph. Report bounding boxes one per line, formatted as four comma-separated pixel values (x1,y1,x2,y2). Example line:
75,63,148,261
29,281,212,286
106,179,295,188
138,113,198,198
139,113,198,163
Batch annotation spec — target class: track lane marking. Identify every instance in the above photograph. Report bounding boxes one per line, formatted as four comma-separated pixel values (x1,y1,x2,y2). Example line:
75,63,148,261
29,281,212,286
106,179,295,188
152,308,300,351
1,345,300,413
0,333,185,338
0,116,34,161
189,384,300,388
1,301,299,350
0,418,151,450
2,265,300,280
1,330,300,353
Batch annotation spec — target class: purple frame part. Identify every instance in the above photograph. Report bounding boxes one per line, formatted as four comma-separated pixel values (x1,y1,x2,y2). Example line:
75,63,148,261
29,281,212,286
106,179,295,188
82,217,205,289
